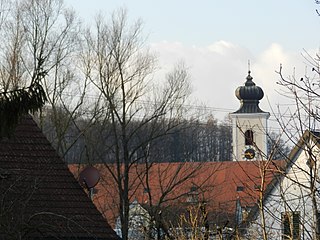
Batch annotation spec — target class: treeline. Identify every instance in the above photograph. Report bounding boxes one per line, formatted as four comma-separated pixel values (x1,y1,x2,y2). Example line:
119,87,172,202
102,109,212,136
37,109,289,164
38,109,232,163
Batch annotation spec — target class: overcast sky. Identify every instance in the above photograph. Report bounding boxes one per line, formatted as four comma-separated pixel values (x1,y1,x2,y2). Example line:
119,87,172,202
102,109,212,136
64,0,320,129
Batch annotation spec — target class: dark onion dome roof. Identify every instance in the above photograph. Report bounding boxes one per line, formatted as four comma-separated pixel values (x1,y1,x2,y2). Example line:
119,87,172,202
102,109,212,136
233,71,268,114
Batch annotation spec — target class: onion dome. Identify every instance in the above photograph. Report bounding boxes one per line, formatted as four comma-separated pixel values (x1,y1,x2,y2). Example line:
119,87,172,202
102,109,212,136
233,71,267,113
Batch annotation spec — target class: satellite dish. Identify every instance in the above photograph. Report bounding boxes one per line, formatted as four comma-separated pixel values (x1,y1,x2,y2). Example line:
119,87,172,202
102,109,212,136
79,166,100,189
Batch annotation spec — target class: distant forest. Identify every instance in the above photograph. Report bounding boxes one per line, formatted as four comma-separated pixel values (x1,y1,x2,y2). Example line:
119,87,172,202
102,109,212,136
37,109,290,164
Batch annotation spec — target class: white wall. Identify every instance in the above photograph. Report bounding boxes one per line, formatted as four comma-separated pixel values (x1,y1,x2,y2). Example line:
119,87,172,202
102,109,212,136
246,138,320,239
230,112,269,161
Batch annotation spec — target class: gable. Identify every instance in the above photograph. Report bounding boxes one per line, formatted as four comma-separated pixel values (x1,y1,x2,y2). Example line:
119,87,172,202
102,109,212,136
242,130,320,238
0,115,119,239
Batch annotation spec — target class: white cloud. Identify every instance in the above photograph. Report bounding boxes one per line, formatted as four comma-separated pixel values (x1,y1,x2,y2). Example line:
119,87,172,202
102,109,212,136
150,40,315,123
252,44,314,116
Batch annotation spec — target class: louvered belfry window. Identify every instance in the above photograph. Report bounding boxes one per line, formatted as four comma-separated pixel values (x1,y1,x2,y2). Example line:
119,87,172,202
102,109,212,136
245,130,254,145
282,211,300,240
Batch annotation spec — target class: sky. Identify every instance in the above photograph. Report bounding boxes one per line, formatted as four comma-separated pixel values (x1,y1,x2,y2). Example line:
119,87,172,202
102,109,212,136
64,0,320,129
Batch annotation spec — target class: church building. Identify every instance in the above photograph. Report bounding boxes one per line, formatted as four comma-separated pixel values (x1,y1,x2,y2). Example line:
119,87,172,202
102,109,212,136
229,71,270,161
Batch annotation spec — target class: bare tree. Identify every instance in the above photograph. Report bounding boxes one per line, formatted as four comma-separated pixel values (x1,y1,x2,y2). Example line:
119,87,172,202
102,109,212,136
140,162,211,239
169,203,210,240
79,9,192,240
0,0,47,136
241,54,320,239
19,0,93,157
0,0,89,145
275,59,320,239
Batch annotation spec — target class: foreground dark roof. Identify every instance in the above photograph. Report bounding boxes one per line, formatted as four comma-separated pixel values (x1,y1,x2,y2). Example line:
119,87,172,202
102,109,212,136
0,115,119,239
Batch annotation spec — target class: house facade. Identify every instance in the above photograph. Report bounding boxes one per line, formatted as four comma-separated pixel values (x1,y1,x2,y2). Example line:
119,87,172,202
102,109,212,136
115,200,152,239
244,131,320,239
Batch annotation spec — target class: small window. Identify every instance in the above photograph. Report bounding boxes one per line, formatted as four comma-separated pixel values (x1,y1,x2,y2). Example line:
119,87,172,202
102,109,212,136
245,130,254,145
190,186,197,192
236,186,244,192
282,211,300,240
254,185,261,191
187,186,199,203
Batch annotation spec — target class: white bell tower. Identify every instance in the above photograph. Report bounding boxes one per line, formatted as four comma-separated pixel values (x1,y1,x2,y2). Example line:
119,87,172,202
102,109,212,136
229,71,270,161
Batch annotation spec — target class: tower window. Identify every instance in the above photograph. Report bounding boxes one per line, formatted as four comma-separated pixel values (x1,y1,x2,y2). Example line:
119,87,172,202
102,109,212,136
245,130,254,145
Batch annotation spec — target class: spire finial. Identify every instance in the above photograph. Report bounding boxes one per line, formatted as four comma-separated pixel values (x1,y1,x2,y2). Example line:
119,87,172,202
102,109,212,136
246,63,253,83
246,60,253,82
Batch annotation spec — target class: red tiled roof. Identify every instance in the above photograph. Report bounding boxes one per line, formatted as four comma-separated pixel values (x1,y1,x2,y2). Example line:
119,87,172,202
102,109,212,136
69,160,284,227
0,115,119,239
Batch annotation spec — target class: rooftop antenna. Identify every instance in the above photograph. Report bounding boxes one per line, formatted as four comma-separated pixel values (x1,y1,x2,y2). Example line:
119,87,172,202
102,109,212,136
79,166,100,199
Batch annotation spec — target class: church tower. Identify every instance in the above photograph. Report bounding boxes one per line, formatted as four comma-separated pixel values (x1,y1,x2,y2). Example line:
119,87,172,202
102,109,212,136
229,71,270,161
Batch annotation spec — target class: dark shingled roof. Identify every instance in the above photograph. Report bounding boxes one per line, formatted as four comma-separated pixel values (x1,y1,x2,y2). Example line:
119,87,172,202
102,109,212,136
0,115,119,239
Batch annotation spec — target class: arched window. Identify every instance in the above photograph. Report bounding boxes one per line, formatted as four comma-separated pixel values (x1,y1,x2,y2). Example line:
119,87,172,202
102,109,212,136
245,130,253,145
